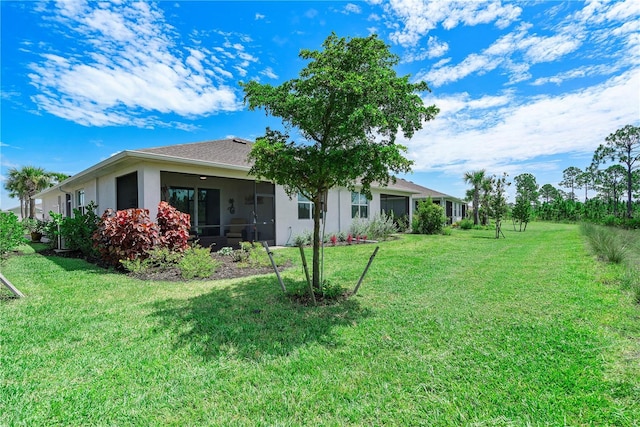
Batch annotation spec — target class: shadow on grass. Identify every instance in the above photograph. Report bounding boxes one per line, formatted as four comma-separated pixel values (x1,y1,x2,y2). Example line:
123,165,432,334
151,276,371,360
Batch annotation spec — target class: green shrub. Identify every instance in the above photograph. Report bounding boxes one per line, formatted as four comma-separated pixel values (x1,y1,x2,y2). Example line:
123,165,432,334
179,246,220,279
441,227,452,236
602,215,621,227
293,231,312,246
0,212,27,257
581,223,628,264
366,213,398,240
60,203,100,257
349,216,369,239
120,247,183,274
21,218,46,234
412,198,446,235
459,218,474,230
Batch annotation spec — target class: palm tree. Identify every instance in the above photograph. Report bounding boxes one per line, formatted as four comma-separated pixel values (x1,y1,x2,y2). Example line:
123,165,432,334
463,169,486,225
5,169,27,218
3,166,65,218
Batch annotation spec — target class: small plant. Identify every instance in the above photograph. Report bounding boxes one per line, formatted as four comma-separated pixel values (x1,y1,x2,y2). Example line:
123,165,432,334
441,227,453,236
621,266,640,304
459,218,474,230
581,223,628,264
179,246,220,279
366,212,397,240
349,216,369,240
321,279,346,299
22,218,45,234
293,231,312,247
330,235,337,246
346,233,353,245
0,212,27,258
218,246,234,256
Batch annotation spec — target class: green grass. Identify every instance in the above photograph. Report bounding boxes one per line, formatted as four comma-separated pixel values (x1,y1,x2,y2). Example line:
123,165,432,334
1,223,639,426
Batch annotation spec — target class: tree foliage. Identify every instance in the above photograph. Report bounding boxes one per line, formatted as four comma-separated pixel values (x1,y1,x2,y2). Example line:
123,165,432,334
512,173,538,231
241,33,438,290
489,173,510,238
4,166,68,218
463,169,486,226
592,124,639,218
559,166,582,201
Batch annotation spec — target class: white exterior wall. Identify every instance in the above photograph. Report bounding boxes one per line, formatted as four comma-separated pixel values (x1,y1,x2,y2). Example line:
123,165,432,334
273,187,390,246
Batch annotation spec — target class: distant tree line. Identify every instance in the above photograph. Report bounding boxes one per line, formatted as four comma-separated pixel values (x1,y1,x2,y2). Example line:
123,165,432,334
462,124,640,229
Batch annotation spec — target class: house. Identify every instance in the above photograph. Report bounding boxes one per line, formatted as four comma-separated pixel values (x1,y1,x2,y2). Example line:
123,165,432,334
5,203,43,220
36,138,466,248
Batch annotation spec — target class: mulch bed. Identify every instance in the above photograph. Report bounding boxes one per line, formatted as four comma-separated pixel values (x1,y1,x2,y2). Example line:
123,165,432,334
35,247,290,282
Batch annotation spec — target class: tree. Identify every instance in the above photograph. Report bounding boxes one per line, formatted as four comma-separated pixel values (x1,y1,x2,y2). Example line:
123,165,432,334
463,170,486,225
241,33,438,290
489,173,510,238
512,173,538,231
592,124,639,218
595,165,626,217
4,167,68,219
576,166,596,201
559,166,582,201
539,184,559,203
478,176,493,226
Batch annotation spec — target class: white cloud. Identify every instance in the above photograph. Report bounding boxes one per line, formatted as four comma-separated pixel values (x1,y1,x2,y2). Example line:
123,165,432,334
403,36,449,63
344,4,362,14
255,13,265,20
385,0,522,47
416,22,583,87
401,69,640,176
29,1,245,128
260,67,278,79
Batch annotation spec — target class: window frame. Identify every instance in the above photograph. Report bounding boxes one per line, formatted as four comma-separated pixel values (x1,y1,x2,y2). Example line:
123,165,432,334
76,189,85,214
351,191,369,219
297,193,313,220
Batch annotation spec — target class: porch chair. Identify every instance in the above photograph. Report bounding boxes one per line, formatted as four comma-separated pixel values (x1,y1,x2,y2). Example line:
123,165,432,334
226,218,247,247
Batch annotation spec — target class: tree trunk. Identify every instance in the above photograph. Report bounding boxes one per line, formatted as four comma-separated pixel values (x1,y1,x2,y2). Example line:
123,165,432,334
29,197,36,219
312,194,322,291
473,194,479,225
627,165,633,219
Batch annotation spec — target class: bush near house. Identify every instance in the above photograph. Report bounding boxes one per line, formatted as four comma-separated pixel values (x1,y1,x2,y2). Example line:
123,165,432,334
412,197,446,235
0,212,27,257
93,208,162,268
156,201,190,252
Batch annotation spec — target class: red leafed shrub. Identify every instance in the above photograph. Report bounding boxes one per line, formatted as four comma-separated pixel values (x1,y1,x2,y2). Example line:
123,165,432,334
157,201,190,252
93,208,161,268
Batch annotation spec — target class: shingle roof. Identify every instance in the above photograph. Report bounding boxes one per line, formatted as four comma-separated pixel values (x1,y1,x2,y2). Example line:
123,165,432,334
388,178,461,201
134,138,254,169
134,138,461,201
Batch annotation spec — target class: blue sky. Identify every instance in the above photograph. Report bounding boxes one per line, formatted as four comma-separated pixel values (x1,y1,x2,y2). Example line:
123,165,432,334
1,0,639,210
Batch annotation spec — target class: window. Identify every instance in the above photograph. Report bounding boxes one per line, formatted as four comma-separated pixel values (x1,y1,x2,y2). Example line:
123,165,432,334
116,172,138,210
168,187,195,226
351,192,369,218
76,189,85,214
298,193,313,219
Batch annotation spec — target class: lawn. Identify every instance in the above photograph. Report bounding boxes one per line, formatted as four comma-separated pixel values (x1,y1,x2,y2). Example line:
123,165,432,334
1,222,639,426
